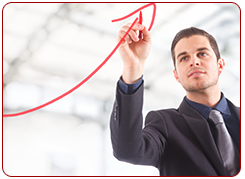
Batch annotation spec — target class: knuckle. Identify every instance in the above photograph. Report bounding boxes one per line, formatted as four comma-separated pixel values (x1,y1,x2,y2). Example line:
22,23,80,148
118,30,125,37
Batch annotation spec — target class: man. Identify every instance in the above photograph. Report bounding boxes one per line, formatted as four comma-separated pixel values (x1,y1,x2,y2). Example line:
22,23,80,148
110,21,240,176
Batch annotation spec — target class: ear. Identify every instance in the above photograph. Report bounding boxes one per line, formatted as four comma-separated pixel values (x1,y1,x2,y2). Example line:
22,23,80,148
173,69,180,83
218,58,225,75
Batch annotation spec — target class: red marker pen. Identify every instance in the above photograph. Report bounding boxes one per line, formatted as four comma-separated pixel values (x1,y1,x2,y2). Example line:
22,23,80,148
138,11,143,39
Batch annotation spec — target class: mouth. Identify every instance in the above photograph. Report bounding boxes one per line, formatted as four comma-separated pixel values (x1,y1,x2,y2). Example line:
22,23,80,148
188,70,205,78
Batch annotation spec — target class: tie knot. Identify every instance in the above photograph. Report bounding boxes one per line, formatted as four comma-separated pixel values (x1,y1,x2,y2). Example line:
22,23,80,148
209,109,224,125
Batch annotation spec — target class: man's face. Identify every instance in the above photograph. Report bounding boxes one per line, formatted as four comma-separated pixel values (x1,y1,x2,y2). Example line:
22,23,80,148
173,35,225,92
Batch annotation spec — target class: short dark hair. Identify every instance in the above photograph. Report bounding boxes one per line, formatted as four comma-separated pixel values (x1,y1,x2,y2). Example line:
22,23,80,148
171,27,221,67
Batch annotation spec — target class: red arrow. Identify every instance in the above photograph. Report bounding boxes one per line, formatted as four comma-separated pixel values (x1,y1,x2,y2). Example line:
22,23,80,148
3,3,156,118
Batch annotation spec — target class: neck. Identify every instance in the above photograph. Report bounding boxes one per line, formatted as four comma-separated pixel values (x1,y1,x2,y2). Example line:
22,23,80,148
186,85,221,108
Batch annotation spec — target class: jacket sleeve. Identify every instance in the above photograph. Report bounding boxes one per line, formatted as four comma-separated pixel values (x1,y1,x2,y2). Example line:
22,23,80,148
110,81,168,168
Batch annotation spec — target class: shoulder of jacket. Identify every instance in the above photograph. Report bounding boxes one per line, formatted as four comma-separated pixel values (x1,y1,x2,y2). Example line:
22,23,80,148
226,98,240,109
147,108,180,118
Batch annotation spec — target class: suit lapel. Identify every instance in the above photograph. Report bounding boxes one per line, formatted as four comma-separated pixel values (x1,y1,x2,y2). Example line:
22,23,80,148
178,99,228,176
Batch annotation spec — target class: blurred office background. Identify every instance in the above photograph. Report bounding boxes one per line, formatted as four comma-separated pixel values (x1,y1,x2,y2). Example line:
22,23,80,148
2,3,240,176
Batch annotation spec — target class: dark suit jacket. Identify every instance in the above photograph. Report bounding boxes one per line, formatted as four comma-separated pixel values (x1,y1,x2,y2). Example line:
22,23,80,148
110,82,240,176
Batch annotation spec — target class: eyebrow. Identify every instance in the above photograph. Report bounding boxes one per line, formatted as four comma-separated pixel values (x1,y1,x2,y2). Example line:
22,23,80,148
177,52,187,59
197,47,211,52
176,47,211,59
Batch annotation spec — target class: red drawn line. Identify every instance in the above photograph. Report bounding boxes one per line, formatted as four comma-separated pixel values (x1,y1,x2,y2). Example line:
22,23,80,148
3,3,156,118
138,11,143,39
112,3,156,31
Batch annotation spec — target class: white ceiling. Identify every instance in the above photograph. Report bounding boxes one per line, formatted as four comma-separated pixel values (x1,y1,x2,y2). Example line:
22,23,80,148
3,2,240,118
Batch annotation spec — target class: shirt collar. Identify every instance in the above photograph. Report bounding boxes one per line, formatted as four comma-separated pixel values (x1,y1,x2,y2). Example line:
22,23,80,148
185,92,231,120
214,93,231,116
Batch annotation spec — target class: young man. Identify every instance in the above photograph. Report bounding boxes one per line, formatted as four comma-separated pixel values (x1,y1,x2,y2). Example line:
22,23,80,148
110,22,240,176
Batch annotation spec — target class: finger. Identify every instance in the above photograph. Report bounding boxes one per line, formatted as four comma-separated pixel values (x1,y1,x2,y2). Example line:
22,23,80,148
123,21,144,38
126,22,144,30
141,25,152,43
117,30,132,44
117,22,144,44
120,26,139,42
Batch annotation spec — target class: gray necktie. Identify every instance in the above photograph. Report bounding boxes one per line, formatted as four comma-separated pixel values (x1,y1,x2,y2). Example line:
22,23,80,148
209,109,240,176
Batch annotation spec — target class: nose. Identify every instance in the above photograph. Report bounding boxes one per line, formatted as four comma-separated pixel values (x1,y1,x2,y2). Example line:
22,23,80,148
190,58,201,67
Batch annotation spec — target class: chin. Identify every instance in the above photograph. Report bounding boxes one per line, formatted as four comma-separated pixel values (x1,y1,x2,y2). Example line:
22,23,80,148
186,80,220,92
183,81,211,92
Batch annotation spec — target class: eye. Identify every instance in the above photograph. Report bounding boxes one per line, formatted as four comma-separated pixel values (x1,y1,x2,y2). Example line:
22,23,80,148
198,52,208,57
180,56,188,62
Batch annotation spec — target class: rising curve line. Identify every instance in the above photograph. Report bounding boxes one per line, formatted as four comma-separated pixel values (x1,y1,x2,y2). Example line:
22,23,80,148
3,3,156,117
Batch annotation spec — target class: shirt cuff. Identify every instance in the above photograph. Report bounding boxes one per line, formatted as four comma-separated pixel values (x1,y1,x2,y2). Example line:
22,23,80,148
118,76,143,94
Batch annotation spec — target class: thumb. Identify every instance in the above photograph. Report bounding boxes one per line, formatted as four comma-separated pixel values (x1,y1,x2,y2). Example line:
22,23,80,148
141,26,151,43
